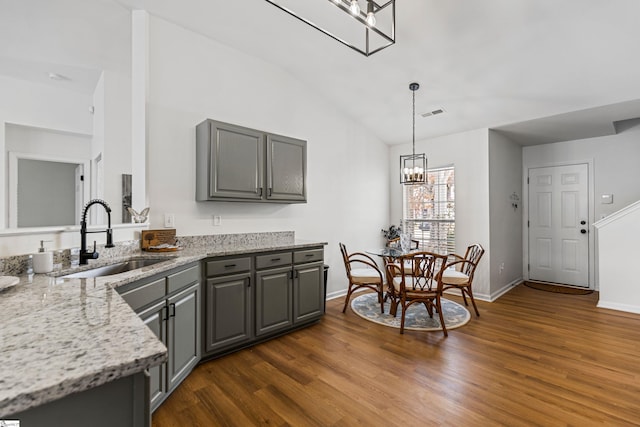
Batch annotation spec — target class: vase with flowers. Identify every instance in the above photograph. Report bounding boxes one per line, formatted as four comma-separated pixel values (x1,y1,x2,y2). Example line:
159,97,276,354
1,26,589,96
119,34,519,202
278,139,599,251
381,224,403,247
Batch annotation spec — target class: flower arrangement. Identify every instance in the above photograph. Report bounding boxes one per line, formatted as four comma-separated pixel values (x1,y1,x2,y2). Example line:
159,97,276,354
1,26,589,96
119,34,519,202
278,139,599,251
381,224,402,240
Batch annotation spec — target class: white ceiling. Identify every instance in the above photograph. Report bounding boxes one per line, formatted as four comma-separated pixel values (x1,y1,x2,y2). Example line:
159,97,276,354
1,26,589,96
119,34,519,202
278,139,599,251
3,0,640,145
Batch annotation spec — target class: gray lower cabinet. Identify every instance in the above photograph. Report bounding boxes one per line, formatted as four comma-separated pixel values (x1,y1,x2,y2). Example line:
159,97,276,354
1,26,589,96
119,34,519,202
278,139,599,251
203,247,324,359
204,272,253,353
196,119,306,203
293,261,325,323
119,263,201,412
8,372,149,427
138,300,166,409
255,262,293,336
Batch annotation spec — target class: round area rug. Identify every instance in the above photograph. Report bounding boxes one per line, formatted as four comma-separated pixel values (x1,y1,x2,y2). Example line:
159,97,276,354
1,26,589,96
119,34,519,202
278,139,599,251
350,292,470,331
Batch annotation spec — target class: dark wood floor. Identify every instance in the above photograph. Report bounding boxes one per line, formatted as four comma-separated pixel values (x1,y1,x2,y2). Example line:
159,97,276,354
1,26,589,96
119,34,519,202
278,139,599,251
152,285,640,426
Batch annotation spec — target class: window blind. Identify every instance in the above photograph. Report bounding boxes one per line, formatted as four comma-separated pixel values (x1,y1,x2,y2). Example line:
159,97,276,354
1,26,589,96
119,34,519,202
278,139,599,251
403,166,455,255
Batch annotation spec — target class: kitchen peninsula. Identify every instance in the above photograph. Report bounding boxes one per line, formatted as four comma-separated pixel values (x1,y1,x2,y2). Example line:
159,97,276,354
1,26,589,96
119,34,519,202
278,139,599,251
0,232,326,425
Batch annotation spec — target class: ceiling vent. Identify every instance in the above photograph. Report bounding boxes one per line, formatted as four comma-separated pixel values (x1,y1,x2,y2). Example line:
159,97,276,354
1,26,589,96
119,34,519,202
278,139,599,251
421,108,445,118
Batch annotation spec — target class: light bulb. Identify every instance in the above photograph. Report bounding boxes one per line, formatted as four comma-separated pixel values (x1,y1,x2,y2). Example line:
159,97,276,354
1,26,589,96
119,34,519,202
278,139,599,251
349,0,360,16
366,12,376,26
365,1,376,26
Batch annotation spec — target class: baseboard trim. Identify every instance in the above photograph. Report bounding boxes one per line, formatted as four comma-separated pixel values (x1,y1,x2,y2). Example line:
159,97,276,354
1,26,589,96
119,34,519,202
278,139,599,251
485,277,522,302
330,279,522,304
597,300,640,314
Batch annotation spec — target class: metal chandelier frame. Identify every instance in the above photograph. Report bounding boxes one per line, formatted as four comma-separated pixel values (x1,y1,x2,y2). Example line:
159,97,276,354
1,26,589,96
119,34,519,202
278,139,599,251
264,0,396,57
400,82,427,185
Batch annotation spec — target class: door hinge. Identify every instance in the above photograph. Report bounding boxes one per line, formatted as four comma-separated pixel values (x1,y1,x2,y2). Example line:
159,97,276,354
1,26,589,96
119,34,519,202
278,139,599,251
527,177,529,184
80,175,84,181
527,220,530,227
528,263,530,271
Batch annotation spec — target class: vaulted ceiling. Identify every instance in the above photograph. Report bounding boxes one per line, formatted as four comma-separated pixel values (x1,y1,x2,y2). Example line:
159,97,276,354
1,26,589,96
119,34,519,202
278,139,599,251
3,0,640,145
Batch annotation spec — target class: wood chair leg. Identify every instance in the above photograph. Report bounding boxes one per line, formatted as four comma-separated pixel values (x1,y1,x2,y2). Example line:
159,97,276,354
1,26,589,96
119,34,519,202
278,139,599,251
389,299,398,317
400,305,407,334
425,302,434,318
342,286,354,313
378,288,385,314
466,288,480,317
436,297,448,337
461,290,469,306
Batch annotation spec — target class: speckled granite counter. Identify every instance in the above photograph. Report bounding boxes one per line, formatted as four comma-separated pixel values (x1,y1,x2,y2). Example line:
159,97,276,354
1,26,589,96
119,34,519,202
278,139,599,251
0,233,326,418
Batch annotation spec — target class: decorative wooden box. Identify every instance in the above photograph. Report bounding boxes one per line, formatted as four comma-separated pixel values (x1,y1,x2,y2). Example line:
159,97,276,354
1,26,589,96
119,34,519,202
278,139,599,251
141,229,177,251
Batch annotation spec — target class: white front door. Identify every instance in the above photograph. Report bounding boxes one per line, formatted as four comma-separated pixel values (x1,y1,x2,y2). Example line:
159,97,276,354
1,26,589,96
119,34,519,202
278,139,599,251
528,164,589,287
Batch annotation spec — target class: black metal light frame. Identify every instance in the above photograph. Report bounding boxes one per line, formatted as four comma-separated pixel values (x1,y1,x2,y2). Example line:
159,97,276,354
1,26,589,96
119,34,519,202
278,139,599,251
264,0,396,57
400,82,427,185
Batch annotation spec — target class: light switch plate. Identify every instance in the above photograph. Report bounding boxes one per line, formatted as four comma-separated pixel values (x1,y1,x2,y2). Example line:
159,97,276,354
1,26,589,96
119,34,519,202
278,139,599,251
164,213,175,228
213,215,221,226
601,194,613,204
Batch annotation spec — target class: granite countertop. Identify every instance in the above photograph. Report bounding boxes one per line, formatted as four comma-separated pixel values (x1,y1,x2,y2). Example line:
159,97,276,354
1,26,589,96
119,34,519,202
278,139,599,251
0,238,326,418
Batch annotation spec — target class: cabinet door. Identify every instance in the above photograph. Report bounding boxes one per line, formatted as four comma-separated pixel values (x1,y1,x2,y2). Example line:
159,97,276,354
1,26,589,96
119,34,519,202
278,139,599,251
204,272,253,354
167,282,201,391
138,300,168,411
266,134,306,202
255,266,293,336
209,121,264,200
293,261,324,324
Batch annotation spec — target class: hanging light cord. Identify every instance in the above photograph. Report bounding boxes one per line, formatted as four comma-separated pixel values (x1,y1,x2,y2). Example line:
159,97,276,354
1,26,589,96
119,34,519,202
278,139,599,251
412,86,416,156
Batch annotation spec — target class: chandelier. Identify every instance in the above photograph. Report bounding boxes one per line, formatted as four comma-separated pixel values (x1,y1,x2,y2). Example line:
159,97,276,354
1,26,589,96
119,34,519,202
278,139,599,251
400,83,427,185
264,0,396,57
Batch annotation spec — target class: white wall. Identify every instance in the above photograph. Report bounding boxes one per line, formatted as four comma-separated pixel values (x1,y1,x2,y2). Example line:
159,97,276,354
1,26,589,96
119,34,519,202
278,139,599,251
145,16,390,297
488,130,523,296
5,124,92,160
523,119,640,289
594,201,640,314
0,69,133,256
523,120,640,223
596,202,640,313
389,128,492,300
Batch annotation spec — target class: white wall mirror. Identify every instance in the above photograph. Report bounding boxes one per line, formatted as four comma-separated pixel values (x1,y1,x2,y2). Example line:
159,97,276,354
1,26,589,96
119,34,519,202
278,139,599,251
0,0,135,231
9,153,91,228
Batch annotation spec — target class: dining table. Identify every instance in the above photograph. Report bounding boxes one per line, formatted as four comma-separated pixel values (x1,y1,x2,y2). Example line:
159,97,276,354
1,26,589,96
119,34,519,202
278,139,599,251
366,247,418,259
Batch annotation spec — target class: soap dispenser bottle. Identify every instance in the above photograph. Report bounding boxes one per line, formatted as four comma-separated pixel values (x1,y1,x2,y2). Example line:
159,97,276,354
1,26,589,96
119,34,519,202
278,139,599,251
33,240,53,274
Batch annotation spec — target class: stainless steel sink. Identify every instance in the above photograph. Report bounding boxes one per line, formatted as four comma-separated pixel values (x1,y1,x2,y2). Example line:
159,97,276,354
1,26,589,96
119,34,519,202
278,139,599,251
60,257,172,279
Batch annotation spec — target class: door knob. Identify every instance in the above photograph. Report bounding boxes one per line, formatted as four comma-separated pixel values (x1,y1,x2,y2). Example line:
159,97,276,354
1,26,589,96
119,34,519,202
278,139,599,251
580,220,586,225
580,229,587,234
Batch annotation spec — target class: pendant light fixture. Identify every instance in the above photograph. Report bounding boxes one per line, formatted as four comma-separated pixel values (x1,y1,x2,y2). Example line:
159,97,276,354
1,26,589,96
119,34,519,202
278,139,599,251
400,82,427,185
264,0,395,57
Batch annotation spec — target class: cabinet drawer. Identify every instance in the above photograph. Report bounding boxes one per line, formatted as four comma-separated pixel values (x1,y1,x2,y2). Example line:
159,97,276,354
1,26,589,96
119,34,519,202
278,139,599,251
167,264,200,294
206,257,252,277
120,277,166,312
293,249,324,264
255,252,292,270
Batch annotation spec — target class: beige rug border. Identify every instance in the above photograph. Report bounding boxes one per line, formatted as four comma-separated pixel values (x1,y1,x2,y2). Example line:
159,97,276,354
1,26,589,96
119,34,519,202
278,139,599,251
350,293,471,331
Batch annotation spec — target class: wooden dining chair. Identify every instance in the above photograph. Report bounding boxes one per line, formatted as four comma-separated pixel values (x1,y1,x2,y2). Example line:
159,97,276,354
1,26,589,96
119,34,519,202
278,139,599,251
385,251,449,336
442,243,485,316
339,243,385,314
384,236,419,277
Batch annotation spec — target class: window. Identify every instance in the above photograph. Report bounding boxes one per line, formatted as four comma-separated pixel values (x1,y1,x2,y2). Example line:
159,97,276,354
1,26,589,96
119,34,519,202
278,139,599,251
403,166,455,254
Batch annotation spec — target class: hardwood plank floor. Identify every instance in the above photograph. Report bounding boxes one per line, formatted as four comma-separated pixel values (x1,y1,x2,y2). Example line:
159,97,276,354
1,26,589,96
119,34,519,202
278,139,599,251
152,285,640,426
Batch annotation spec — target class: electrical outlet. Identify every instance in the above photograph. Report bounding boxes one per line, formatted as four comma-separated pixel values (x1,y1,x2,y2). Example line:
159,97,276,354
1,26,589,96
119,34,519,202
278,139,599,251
164,213,175,228
213,215,221,226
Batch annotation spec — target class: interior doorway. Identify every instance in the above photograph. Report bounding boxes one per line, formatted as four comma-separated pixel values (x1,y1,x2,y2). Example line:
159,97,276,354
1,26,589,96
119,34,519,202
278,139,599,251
528,163,589,287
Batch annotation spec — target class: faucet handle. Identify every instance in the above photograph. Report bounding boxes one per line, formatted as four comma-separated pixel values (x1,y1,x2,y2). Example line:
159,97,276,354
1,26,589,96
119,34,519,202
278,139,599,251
90,241,99,260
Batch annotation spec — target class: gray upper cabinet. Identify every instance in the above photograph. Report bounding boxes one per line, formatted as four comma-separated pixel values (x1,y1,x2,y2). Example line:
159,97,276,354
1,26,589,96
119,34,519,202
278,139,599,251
266,134,307,201
196,119,307,203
